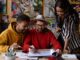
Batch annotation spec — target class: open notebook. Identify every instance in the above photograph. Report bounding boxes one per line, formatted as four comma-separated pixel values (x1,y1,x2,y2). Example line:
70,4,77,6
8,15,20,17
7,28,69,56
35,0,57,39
27,49,55,57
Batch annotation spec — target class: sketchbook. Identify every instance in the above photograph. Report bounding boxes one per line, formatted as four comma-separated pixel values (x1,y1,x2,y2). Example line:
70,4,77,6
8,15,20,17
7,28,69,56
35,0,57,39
27,49,55,57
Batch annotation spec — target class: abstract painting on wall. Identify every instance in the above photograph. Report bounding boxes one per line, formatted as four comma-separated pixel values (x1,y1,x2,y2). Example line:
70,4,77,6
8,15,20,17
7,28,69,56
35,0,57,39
12,0,43,18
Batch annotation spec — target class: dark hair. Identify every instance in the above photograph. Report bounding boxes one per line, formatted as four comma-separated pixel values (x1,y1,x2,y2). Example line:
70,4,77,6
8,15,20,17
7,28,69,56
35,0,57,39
54,0,79,23
17,14,30,22
54,0,77,15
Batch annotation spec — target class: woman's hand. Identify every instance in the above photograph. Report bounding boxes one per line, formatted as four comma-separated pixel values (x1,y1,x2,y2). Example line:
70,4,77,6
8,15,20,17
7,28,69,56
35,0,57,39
63,49,70,53
55,27,61,32
63,38,70,53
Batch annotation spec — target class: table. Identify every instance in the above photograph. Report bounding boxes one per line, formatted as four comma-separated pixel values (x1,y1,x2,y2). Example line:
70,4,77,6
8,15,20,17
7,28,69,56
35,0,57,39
0,53,49,60
0,52,79,60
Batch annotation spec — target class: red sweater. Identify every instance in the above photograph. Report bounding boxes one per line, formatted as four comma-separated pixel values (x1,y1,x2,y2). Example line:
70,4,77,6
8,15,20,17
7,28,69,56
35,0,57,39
22,29,62,52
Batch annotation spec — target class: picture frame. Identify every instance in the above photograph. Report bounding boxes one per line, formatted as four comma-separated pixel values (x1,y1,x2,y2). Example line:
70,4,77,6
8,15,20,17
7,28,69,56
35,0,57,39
69,0,80,4
43,0,56,18
0,0,7,14
69,0,80,12
11,0,43,18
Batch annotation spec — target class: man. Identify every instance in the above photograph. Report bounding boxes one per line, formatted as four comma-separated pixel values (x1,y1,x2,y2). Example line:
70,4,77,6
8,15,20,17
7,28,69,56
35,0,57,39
22,19,62,60
0,14,30,52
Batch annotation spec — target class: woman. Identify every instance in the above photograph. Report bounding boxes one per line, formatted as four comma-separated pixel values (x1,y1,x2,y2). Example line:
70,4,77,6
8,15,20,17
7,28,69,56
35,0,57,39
54,0,80,53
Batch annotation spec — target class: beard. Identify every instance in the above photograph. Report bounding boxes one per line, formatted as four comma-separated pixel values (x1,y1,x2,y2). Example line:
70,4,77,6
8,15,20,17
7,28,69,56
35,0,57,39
36,28,43,32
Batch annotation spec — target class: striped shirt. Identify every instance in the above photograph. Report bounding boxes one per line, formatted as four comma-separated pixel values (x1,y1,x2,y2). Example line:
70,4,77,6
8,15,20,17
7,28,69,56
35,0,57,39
56,13,80,52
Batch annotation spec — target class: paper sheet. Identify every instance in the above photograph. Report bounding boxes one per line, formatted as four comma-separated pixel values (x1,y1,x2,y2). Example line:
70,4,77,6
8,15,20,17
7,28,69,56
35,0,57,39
62,54,77,59
16,51,38,59
28,49,55,57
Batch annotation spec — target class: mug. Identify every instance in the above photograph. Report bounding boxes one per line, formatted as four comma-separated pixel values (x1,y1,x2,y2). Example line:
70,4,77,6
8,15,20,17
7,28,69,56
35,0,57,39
5,55,16,60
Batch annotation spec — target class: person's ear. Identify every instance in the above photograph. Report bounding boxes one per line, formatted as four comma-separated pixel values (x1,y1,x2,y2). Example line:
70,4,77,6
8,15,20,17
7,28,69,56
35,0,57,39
16,22,20,27
16,22,18,26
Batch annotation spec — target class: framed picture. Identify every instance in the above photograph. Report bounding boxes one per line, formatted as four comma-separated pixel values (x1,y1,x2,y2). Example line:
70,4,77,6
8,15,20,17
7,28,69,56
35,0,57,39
11,0,43,18
43,0,56,18
69,0,80,3
0,0,7,14
69,0,80,12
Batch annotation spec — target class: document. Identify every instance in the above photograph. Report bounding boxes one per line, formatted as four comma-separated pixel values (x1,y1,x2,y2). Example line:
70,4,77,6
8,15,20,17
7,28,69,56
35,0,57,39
16,51,38,60
28,49,55,57
62,54,78,60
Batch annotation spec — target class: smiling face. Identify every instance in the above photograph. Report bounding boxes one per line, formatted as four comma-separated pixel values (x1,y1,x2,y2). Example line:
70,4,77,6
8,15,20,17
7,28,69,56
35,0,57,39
16,21,29,33
56,6,64,17
35,20,46,32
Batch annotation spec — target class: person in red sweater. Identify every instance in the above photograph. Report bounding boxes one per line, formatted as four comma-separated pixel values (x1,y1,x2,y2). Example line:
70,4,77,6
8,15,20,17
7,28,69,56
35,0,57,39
22,19,62,60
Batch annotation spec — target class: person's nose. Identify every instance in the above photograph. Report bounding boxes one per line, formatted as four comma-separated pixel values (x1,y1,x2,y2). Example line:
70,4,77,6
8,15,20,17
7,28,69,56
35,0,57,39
25,27,28,30
38,26,42,29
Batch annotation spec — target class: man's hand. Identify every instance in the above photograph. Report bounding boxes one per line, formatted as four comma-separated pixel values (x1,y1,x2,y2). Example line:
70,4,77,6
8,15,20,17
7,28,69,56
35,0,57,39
55,49,62,55
29,45,38,53
52,49,62,57
10,43,21,49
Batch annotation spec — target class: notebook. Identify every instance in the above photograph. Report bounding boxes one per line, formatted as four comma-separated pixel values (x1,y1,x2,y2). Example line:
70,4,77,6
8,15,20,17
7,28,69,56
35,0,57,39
27,49,55,57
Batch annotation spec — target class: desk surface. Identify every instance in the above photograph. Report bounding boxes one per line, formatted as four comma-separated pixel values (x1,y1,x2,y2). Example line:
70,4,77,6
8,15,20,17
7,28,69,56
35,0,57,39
0,51,79,60
0,52,49,60
0,55,48,60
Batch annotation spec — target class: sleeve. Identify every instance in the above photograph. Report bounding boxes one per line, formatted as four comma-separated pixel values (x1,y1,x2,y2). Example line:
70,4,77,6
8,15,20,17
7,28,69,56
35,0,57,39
22,34,31,53
49,32,62,50
65,15,78,40
0,29,9,52
64,15,79,50
0,46,9,52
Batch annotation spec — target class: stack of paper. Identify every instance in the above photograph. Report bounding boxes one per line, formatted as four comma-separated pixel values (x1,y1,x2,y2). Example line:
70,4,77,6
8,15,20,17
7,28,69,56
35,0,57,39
28,49,55,57
62,54,78,60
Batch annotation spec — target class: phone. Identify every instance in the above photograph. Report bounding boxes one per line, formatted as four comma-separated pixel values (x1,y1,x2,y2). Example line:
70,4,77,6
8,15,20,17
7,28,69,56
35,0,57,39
52,52,59,57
